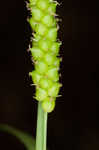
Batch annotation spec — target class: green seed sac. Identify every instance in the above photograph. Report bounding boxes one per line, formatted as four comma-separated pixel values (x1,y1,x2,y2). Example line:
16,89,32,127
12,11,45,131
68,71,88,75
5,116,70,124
28,0,62,113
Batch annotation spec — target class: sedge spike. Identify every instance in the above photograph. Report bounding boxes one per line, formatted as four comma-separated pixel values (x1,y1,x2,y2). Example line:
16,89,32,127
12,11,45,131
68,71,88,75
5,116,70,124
27,0,62,113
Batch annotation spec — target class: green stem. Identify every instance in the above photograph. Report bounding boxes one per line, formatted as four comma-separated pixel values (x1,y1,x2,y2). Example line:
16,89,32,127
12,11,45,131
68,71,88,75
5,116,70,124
36,102,48,150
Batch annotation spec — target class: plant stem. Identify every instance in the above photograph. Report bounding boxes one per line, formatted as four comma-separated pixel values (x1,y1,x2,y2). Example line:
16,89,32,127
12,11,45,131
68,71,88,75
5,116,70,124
36,102,48,150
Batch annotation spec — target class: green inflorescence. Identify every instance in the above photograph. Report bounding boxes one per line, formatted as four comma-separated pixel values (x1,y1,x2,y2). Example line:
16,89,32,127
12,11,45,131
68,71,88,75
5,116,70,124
27,0,62,113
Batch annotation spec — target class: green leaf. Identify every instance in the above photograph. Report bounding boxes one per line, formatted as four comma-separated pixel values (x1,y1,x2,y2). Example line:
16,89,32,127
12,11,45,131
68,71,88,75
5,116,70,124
0,124,35,150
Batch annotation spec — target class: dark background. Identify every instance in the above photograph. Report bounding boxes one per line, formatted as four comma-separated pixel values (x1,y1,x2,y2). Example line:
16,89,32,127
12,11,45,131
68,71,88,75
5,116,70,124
0,0,99,150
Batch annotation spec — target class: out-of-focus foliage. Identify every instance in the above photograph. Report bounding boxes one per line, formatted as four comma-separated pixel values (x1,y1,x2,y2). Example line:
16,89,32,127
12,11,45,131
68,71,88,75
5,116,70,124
0,124,35,150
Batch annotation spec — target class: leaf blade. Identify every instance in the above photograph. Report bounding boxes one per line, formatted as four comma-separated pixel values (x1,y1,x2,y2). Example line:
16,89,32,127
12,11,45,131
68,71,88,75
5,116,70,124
0,124,35,150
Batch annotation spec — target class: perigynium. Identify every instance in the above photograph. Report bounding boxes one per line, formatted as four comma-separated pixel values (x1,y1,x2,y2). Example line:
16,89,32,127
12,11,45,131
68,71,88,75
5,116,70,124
27,0,62,113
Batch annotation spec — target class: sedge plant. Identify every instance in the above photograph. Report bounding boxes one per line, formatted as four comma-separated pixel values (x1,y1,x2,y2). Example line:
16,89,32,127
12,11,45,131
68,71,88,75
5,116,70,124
28,0,62,150
0,0,62,150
